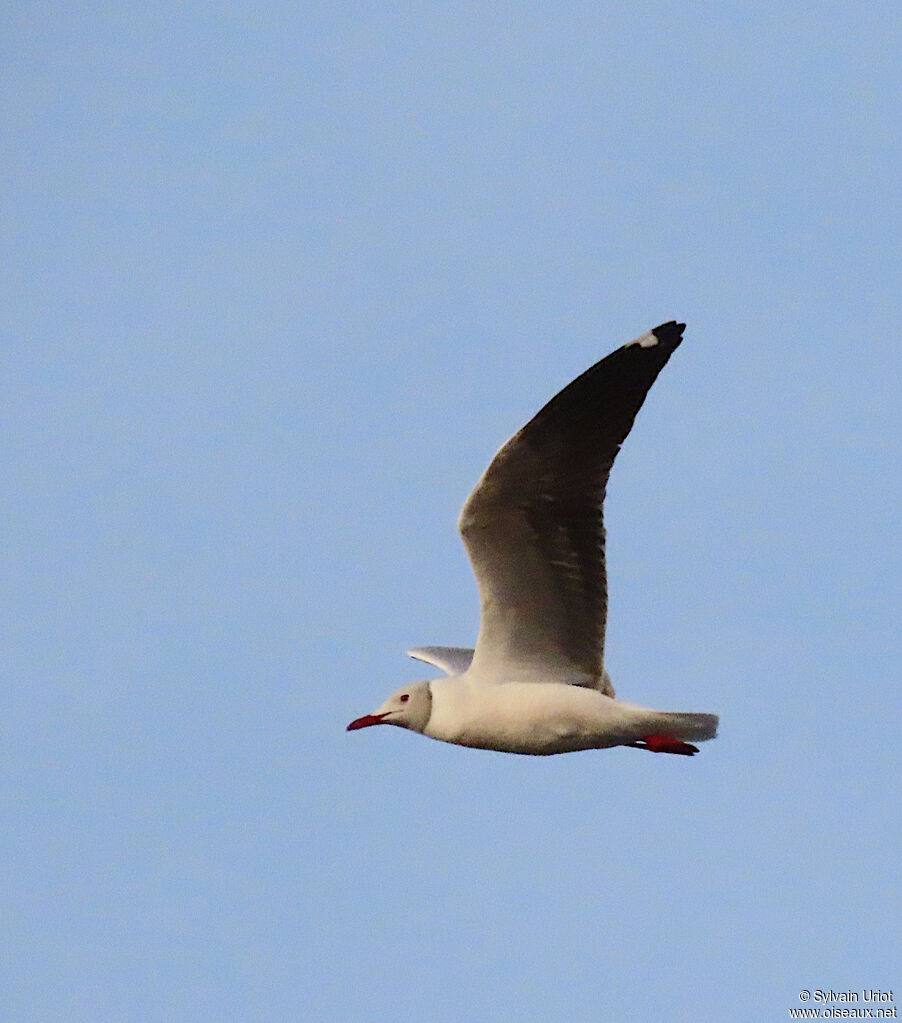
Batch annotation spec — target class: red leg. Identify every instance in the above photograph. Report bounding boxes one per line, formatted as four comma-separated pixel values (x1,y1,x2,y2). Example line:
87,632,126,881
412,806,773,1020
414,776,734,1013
627,735,699,756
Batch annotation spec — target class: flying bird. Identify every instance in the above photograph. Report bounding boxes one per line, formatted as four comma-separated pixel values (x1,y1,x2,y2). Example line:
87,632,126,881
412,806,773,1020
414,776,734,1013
348,322,718,756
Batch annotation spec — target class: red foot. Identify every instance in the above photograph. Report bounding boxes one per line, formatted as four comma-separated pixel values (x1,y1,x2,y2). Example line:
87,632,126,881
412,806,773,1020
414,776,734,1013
629,735,699,756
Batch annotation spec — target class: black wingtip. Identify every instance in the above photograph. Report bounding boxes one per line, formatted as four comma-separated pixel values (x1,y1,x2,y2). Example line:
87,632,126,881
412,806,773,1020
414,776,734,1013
651,321,686,345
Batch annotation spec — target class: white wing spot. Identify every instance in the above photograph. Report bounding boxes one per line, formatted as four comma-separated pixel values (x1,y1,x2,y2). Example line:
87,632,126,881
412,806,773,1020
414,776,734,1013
628,330,659,348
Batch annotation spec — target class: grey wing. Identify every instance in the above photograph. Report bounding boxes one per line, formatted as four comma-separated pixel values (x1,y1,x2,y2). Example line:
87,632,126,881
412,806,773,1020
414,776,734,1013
459,322,684,689
407,646,475,676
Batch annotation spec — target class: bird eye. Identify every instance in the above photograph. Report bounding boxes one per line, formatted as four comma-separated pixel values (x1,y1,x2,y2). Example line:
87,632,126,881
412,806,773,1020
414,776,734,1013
400,694,409,703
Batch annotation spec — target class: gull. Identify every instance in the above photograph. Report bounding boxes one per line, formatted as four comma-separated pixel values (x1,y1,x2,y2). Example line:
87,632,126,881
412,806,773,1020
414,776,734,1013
348,322,718,756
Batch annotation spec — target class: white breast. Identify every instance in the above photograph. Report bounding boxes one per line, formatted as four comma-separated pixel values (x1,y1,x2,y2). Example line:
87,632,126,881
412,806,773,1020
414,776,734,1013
424,678,640,755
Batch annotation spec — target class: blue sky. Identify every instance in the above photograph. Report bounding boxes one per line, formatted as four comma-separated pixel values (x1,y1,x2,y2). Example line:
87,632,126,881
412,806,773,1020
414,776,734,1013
3,3,900,1020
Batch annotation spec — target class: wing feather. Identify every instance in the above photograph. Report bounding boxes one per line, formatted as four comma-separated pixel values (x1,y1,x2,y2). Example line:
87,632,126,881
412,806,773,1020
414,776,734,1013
407,646,475,676
459,322,684,687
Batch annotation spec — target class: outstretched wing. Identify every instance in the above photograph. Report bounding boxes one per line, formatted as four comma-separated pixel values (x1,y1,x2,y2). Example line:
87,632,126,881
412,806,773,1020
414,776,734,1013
407,646,475,676
459,322,684,687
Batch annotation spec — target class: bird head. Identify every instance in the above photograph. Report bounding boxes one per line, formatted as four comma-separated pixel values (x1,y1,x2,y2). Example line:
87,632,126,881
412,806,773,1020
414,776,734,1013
347,681,432,734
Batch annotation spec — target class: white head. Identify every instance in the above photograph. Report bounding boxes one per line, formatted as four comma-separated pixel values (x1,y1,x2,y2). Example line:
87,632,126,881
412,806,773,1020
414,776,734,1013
347,681,433,735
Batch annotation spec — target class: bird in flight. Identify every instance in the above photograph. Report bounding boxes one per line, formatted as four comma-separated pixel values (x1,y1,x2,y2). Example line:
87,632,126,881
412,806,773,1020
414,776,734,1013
348,322,718,756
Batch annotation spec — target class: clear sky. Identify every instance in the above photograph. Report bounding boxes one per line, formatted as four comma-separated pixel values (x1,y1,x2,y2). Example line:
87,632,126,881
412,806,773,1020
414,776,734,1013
3,3,900,1021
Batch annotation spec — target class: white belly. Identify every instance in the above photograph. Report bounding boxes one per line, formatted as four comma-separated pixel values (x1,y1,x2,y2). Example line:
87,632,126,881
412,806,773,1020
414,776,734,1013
424,679,650,755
